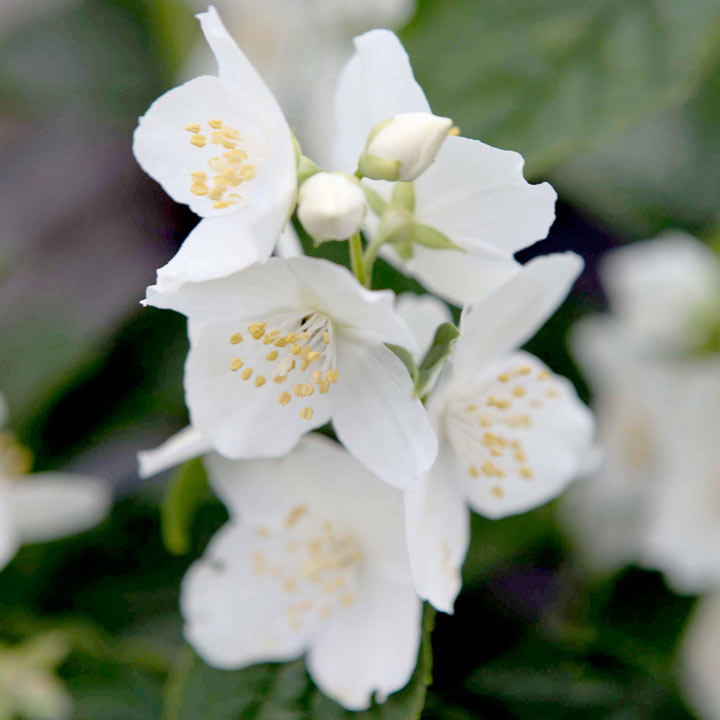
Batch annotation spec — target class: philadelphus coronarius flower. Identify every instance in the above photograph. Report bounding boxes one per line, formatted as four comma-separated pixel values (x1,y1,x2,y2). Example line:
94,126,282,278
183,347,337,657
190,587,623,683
0,394,111,571
358,112,454,181
133,7,297,293
181,434,421,710
402,254,595,612
296,172,366,242
564,233,720,593
333,30,557,305
144,256,437,487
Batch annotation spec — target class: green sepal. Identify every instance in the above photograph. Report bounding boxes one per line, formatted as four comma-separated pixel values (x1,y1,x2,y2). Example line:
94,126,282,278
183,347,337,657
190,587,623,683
392,182,416,213
412,223,462,251
362,185,388,216
297,155,322,185
376,206,414,246
414,321,460,399
161,458,209,556
386,343,419,385
290,129,302,168
357,153,401,181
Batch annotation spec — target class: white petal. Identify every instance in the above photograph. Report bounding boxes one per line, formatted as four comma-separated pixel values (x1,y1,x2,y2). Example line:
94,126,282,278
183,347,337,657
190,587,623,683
0,490,19,571
404,442,469,613
285,258,418,350
206,434,409,571
145,257,305,322
681,592,720,720
334,29,430,173
182,522,312,668
137,426,212,479
307,570,421,710
133,76,295,220
185,320,332,459
9,474,111,543
274,223,303,258
394,292,452,360
153,215,278,293
453,253,583,382
331,331,437,488
383,245,522,307
448,352,594,519
414,136,557,256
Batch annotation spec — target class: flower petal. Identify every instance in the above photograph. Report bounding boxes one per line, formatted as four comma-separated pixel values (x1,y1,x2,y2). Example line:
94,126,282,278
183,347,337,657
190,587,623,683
0,490,19,571
453,253,583,382
383,245,522,307
331,331,437,487
306,570,421,710
152,215,279,294
137,426,213,479
453,352,594,519
414,136,557,256
394,292,453,360
185,320,332,459
274,222,304,258
8,474,111,543
182,522,313,668
404,442,469,613
334,29,430,173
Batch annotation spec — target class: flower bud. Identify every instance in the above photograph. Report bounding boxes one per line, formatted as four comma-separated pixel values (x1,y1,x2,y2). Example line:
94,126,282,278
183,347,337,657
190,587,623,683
358,112,454,182
297,172,366,242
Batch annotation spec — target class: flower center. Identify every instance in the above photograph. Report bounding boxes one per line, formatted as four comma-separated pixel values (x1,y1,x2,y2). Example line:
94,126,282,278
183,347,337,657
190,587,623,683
185,119,257,210
227,310,339,420
0,431,32,479
250,504,363,632
445,361,561,499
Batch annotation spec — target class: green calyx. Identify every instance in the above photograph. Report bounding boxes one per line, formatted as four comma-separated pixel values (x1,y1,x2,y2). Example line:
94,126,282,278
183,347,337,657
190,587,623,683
356,153,401,181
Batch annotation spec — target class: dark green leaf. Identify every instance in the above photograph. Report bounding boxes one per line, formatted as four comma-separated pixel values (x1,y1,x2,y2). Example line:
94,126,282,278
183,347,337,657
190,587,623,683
386,343,420,385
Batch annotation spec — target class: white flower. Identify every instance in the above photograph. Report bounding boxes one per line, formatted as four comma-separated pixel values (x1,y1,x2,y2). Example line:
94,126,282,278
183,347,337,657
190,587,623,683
181,434,421,711
360,112,453,181
333,30,557,306
682,592,720,720
297,172,366,241
600,231,720,355
182,0,416,167
394,292,453,360
0,395,111,571
401,254,595,612
144,256,437,487
133,6,297,294
563,234,720,593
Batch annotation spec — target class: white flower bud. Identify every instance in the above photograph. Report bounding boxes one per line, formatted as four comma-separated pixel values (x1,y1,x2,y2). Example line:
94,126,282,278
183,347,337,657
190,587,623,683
359,112,454,182
297,172,366,242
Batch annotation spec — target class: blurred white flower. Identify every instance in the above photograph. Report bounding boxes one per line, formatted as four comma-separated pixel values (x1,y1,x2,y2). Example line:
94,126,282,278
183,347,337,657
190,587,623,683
359,112,453,181
334,30,557,306
297,172,366,241
133,7,297,293
401,255,595,612
181,434,421,711
682,592,720,720
564,233,720,593
183,0,416,167
0,632,72,720
0,394,111,572
394,292,453,361
143,256,437,488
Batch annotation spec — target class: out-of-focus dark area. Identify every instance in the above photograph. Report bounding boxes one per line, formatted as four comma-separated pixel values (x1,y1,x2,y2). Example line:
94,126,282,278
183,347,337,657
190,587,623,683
1,0,719,718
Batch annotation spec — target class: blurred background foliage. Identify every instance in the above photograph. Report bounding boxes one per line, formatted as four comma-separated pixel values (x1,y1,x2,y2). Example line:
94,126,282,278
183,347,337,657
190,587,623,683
1,0,719,717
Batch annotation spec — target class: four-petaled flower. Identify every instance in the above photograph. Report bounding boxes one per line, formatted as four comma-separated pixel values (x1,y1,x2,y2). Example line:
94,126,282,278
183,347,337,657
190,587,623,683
333,30,558,306
133,6,297,294
402,254,595,612
145,256,437,488
182,434,421,710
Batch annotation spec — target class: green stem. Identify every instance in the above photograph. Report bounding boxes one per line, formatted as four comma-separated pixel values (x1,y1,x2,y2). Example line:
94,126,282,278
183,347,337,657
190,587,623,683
349,233,368,287
362,236,385,284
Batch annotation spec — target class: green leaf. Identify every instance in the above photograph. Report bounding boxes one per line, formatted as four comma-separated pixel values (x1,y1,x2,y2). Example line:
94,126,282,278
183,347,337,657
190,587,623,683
386,344,420,386
161,459,210,556
414,322,460,399
165,606,435,720
411,224,462,251
402,0,720,177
